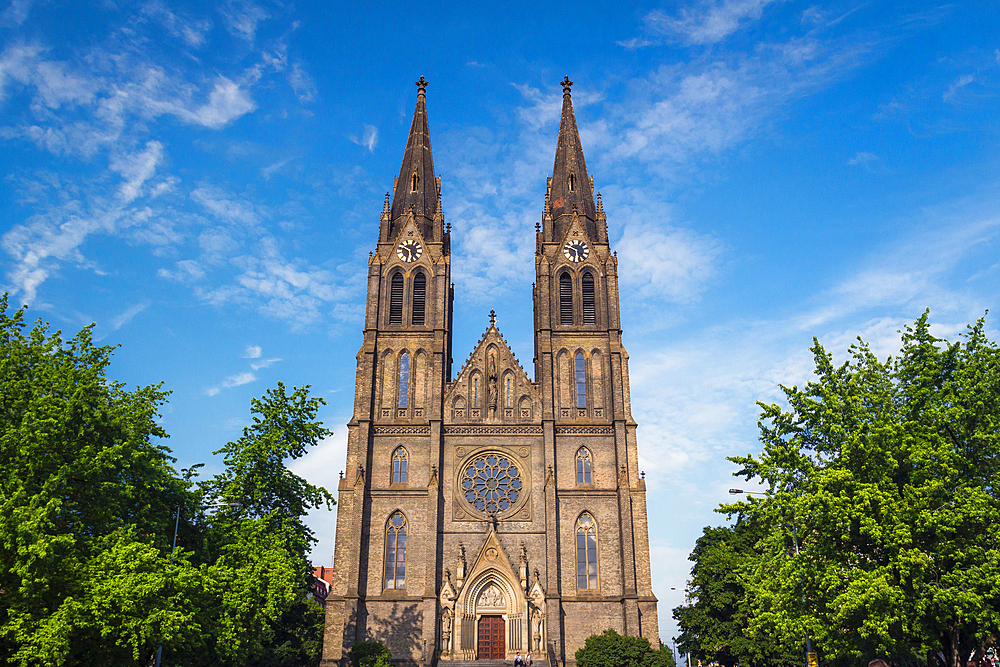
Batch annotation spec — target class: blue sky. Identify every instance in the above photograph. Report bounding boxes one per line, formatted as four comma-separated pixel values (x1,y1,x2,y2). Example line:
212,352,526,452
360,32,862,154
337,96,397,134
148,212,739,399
2,0,999,646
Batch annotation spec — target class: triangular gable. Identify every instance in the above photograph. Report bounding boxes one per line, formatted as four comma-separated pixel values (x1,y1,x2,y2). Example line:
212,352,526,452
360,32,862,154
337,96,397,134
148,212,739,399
464,524,521,596
445,315,539,420
375,210,442,268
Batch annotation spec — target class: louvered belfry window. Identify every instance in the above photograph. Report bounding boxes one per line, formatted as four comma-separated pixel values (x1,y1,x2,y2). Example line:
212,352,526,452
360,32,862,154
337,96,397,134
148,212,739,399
560,273,573,325
582,272,595,324
412,272,426,325
389,273,403,324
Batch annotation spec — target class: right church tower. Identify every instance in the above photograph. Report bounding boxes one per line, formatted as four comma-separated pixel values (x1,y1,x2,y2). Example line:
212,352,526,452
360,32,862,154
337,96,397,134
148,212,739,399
532,75,658,652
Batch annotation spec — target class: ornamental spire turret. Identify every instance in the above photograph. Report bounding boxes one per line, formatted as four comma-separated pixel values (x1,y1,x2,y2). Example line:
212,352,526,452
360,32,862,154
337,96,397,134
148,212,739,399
389,76,438,241
546,76,597,242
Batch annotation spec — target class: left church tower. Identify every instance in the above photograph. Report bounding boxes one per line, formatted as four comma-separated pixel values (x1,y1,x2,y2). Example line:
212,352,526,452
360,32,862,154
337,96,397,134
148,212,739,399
324,77,453,664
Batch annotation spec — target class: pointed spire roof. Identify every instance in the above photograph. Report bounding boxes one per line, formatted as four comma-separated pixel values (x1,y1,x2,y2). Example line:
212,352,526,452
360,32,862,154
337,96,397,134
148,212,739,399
390,76,438,237
548,76,596,226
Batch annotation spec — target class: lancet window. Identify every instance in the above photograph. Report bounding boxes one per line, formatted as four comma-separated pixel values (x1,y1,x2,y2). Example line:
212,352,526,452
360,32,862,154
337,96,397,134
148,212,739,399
576,447,592,484
384,512,407,589
575,352,587,408
398,352,410,407
576,513,598,590
392,447,408,484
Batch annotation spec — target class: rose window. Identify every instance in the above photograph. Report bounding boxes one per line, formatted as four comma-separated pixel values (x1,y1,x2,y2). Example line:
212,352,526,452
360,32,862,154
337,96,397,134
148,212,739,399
461,454,522,513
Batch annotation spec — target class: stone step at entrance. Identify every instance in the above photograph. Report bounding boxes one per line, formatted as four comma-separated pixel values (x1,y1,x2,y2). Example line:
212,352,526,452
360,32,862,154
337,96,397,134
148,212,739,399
440,661,547,667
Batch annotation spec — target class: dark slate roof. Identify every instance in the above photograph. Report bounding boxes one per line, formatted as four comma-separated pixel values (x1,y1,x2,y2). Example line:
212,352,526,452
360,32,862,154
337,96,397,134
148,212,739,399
548,77,596,223
389,77,438,231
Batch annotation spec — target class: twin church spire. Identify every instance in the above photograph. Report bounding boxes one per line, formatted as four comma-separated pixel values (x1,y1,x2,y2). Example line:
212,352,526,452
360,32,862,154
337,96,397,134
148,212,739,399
388,76,439,241
546,76,598,242
387,75,599,245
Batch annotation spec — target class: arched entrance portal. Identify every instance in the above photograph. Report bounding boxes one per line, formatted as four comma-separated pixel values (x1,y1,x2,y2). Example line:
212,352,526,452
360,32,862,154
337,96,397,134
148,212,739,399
442,527,544,662
475,583,507,659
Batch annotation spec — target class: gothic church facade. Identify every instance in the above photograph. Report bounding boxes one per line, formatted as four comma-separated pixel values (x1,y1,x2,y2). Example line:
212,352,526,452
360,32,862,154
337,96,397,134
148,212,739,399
321,77,658,667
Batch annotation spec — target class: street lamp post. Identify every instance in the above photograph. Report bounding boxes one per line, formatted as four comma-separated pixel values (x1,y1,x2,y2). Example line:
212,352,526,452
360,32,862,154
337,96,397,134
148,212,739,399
730,489,816,667
153,502,240,667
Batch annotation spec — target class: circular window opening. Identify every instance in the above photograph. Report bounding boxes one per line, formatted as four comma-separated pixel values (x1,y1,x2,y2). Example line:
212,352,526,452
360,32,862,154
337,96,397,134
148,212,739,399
461,454,523,514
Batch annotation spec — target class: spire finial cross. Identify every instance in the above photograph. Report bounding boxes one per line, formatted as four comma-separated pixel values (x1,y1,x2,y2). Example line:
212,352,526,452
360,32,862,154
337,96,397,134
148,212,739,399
489,309,496,326
416,76,428,95
561,76,573,96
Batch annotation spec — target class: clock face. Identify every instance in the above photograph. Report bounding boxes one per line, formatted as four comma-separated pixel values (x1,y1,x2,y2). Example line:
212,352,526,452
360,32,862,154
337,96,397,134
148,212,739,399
397,239,422,262
563,239,589,263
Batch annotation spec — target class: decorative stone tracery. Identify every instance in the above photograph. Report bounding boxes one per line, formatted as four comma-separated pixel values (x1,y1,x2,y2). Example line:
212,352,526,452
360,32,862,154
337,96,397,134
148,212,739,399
439,526,543,661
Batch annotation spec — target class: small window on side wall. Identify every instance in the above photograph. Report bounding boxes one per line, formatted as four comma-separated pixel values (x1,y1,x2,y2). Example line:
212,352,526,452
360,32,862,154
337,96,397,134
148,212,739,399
576,448,592,484
392,447,408,484
575,352,587,408
384,512,407,590
576,513,598,590
398,352,410,407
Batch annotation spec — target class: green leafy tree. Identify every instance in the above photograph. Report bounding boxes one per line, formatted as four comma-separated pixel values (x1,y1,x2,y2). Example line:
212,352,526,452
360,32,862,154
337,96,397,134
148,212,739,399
0,295,203,665
576,629,670,667
200,382,335,667
674,518,799,667
727,312,1000,667
0,297,335,666
348,640,391,667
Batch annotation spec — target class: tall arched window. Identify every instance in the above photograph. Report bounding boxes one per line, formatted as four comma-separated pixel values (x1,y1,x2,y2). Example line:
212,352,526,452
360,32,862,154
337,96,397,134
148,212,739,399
411,172,419,192
392,447,408,484
569,172,576,192
560,273,573,325
398,352,410,407
576,513,598,590
412,272,426,325
582,272,595,324
505,376,513,407
389,272,404,324
575,352,587,408
384,512,407,589
576,448,592,484
473,376,480,406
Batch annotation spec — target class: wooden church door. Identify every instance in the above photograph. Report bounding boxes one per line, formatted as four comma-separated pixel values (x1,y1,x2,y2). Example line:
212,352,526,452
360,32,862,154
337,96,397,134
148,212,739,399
477,615,505,659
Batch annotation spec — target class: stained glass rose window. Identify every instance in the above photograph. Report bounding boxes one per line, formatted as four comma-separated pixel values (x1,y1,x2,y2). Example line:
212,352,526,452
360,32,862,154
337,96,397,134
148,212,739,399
461,454,522,513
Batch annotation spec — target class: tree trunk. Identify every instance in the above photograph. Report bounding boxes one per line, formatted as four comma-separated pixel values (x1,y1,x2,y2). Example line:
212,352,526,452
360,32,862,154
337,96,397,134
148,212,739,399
948,620,961,667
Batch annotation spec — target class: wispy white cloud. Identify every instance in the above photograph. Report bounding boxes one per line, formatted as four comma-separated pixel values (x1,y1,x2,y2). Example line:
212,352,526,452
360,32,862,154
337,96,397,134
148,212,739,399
0,44,95,109
140,1,212,47
0,0,33,26
244,344,262,358
110,301,149,330
110,141,164,204
288,62,316,103
220,0,270,43
251,357,281,370
943,73,975,103
262,157,294,179
619,0,785,48
205,370,257,396
191,185,261,227
0,130,181,302
349,124,378,152
847,151,877,166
